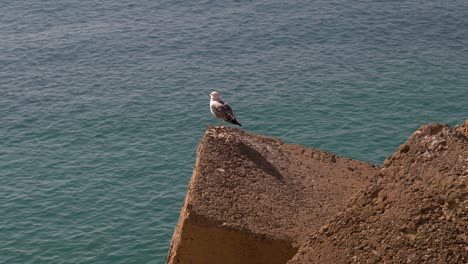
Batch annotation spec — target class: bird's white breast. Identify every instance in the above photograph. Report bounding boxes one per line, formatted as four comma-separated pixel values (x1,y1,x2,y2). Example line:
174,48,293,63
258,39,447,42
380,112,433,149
210,100,223,118
209,100,216,115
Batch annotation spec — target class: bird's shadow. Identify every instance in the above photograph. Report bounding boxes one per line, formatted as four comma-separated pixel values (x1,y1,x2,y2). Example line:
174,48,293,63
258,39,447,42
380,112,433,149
238,142,284,183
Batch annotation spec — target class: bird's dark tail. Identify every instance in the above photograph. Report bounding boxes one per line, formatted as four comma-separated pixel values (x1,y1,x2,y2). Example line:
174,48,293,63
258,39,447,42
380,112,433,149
230,119,242,126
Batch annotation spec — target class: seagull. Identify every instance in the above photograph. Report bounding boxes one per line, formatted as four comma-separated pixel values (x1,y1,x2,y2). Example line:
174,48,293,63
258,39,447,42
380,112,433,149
209,91,242,126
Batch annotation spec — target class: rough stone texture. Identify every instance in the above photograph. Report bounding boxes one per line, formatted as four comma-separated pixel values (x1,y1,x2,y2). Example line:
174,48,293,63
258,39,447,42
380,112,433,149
289,123,468,264
455,119,468,138
166,126,380,264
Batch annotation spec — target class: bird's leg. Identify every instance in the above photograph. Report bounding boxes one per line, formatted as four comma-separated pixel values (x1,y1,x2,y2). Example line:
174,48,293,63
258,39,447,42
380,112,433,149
216,118,219,127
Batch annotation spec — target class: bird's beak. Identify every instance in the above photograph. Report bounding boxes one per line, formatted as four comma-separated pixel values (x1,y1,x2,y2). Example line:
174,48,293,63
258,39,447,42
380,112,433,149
208,94,211,98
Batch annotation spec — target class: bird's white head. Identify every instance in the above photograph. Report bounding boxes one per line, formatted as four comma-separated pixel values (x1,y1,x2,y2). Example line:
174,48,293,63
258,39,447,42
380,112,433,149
209,91,221,101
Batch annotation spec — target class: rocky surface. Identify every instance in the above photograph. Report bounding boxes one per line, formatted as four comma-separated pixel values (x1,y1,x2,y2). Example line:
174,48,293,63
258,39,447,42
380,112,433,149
167,121,468,264
455,119,468,138
289,123,468,263
166,126,380,264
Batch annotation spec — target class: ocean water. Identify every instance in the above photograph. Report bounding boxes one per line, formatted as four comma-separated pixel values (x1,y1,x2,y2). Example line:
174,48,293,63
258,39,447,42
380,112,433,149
1,0,467,263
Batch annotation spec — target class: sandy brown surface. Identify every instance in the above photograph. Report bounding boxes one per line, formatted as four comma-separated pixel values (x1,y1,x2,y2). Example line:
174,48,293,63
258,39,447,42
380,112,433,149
289,123,468,263
455,119,468,138
166,126,379,264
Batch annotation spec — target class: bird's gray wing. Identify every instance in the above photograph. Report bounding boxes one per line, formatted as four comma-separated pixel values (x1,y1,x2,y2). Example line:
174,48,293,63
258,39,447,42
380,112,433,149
211,101,236,121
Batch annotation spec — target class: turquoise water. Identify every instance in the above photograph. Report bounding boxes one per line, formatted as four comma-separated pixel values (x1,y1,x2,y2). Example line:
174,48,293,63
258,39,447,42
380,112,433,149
1,0,467,263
